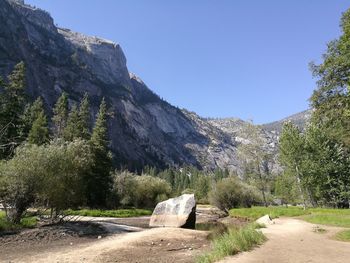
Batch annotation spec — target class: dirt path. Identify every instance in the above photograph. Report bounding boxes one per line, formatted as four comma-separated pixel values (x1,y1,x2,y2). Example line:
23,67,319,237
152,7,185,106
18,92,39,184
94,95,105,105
1,227,210,263
220,218,350,263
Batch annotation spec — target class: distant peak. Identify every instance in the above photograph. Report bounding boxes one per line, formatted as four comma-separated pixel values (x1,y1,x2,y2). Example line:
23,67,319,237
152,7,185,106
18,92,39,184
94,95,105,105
129,73,145,84
7,0,25,5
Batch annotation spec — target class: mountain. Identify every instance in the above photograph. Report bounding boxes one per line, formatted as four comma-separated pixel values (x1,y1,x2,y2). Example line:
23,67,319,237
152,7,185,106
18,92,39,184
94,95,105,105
0,0,310,172
261,110,312,133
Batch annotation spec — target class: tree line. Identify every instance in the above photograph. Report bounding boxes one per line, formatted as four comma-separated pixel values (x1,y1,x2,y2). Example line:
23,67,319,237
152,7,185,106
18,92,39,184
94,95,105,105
278,8,350,209
0,62,112,223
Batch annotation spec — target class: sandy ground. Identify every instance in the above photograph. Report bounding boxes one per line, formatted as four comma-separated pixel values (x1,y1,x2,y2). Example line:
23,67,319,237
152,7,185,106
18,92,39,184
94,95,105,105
220,218,350,263
0,208,219,263
2,227,210,263
4,209,349,263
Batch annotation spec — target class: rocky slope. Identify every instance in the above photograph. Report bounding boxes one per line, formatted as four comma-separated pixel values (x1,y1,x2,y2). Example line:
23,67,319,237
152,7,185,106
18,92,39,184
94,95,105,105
0,0,310,172
262,110,312,133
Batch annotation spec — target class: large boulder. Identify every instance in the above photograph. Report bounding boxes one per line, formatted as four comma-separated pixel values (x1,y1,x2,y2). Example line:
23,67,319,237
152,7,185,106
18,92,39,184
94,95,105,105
256,214,274,226
149,194,196,229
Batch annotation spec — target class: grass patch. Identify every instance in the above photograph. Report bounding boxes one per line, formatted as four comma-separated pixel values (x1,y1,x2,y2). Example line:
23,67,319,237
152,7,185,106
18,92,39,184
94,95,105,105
196,224,266,263
229,206,310,220
302,214,350,228
0,211,37,232
229,206,350,228
64,208,152,218
335,229,350,242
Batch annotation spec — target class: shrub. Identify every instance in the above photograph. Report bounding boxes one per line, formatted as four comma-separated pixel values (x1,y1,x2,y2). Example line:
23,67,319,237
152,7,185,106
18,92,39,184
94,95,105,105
0,139,93,223
133,175,171,208
209,177,261,212
112,172,171,208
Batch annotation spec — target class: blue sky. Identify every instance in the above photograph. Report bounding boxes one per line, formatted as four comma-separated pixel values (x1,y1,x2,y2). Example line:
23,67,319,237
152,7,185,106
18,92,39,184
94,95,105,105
26,0,349,124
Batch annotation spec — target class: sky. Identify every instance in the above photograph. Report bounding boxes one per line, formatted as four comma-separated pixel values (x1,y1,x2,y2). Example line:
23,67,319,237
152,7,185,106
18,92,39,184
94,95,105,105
26,0,349,124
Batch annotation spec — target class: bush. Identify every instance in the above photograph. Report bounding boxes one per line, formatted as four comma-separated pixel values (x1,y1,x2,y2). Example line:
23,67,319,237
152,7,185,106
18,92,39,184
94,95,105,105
112,171,172,208
209,177,261,212
0,139,93,223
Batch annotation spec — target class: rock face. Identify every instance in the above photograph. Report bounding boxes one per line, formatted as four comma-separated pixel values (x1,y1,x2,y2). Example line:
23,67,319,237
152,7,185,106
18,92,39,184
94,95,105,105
0,0,310,172
149,194,196,229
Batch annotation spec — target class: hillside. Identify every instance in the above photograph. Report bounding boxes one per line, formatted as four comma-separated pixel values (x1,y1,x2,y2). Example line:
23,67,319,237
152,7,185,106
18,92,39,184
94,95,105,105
0,0,310,172
261,110,312,133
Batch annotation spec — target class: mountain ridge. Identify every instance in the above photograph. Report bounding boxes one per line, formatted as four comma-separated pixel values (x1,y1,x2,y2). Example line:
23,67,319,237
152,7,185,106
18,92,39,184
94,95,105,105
0,0,310,172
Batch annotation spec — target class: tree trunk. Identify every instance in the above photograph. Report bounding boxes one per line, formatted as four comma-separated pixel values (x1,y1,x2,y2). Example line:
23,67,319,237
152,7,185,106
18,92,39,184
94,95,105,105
7,207,25,224
295,165,306,210
257,161,268,207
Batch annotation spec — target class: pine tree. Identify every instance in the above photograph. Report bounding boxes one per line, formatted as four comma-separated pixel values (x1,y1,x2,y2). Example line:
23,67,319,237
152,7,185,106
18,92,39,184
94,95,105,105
21,97,45,136
52,92,68,138
28,111,49,145
87,98,113,207
78,93,91,140
0,62,27,159
63,104,80,141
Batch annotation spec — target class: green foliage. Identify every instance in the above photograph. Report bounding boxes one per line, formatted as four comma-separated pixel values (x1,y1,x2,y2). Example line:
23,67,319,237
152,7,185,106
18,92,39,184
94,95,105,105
229,206,310,220
310,8,350,108
112,171,171,208
39,140,93,214
274,171,300,205
230,206,350,228
90,98,109,149
28,112,49,145
64,94,91,141
133,175,172,208
0,62,28,159
237,122,274,206
278,122,306,208
279,120,350,208
303,124,350,207
196,224,266,263
335,229,350,242
0,211,37,232
302,209,350,228
64,208,152,218
154,166,228,204
87,98,113,207
277,8,350,209
0,140,93,222
52,92,69,138
64,104,80,141
78,93,91,140
209,176,261,212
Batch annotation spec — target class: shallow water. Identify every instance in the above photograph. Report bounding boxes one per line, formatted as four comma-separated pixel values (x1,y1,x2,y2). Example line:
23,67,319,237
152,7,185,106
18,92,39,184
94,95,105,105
196,222,228,239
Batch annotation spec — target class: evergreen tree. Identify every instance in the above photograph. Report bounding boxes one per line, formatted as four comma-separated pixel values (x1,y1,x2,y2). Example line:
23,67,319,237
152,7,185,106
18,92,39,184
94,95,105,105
88,98,113,207
28,111,49,145
64,104,80,141
21,97,45,136
78,93,91,140
0,62,27,159
52,92,68,138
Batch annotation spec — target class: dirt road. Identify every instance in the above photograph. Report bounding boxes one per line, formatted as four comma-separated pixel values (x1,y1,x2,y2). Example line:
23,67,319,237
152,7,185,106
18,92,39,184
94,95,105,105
220,218,350,263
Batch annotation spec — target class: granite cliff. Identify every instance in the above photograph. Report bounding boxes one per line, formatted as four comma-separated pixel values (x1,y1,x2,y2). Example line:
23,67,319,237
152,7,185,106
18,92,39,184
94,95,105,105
0,0,310,172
